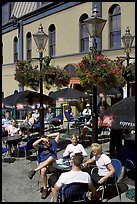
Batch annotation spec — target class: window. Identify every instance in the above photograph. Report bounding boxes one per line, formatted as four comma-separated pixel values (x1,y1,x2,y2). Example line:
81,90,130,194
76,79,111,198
64,64,77,78
80,14,89,52
2,43,3,64
49,24,56,56
13,37,18,62
26,32,32,60
109,4,121,48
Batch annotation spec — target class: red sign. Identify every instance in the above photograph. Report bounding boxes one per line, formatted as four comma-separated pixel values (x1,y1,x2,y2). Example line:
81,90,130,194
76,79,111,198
16,103,25,110
102,115,113,127
58,98,64,102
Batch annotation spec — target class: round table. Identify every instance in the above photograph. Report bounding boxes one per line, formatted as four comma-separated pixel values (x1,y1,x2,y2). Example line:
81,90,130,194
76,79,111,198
2,134,22,142
2,135,22,157
53,159,72,171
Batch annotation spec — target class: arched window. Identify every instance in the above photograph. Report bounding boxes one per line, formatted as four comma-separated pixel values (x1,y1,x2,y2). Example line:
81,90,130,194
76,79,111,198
79,13,89,52
64,64,78,78
49,24,56,56
26,32,32,60
13,36,18,62
109,4,121,48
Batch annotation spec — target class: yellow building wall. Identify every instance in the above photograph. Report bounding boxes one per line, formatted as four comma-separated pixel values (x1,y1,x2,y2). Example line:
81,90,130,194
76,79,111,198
2,30,18,64
23,2,92,58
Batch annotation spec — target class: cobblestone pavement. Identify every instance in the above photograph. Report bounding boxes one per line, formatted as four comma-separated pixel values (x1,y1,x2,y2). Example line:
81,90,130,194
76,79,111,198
2,127,135,202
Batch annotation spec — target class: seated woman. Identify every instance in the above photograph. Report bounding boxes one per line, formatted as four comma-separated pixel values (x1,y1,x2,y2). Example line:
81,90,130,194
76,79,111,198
6,119,22,155
82,143,115,188
20,112,35,134
25,112,35,126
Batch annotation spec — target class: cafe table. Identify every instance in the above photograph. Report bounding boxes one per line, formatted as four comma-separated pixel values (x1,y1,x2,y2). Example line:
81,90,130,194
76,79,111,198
2,134,22,142
2,134,22,157
53,158,72,171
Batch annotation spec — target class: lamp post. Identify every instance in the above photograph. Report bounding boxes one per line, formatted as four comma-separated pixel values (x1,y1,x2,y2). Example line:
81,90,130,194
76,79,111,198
121,27,135,97
84,5,107,143
33,24,49,136
9,14,24,92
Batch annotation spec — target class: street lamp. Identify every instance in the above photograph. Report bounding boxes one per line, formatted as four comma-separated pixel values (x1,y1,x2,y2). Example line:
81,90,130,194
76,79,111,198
33,24,49,136
84,5,107,143
9,14,24,92
121,27,135,97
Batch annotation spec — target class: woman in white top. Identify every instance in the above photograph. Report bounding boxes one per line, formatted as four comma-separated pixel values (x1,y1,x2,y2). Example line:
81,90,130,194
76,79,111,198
6,119,21,155
83,143,115,187
63,135,87,159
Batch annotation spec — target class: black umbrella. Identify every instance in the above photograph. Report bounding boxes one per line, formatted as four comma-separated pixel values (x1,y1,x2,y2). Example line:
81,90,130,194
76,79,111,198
49,88,87,102
2,90,54,106
103,96,135,130
98,87,122,97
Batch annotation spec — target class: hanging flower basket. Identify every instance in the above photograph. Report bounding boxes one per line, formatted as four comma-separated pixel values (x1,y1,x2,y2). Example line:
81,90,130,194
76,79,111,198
76,49,126,90
14,57,71,91
116,57,135,82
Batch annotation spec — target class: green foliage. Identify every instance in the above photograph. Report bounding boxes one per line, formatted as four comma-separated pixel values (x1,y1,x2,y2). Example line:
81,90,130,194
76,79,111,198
76,49,129,90
14,57,71,91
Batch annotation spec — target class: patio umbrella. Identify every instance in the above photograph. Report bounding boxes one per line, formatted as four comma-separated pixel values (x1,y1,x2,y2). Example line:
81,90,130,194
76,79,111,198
103,96,135,130
49,88,87,102
2,90,54,106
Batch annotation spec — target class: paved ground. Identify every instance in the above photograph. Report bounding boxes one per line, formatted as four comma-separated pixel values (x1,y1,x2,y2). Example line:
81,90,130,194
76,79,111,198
2,127,135,202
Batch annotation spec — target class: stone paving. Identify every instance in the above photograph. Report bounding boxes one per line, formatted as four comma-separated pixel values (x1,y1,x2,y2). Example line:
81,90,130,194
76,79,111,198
2,126,135,202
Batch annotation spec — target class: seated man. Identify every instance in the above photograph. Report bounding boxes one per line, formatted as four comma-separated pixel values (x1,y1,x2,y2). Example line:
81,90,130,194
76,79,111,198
32,108,40,124
62,135,87,159
2,111,12,137
50,153,96,202
82,104,92,122
28,132,61,199
81,117,92,141
44,107,54,124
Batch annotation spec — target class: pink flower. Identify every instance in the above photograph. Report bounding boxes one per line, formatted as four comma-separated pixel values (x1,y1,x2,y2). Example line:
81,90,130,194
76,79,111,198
101,64,106,67
79,62,83,66
96,56,103,61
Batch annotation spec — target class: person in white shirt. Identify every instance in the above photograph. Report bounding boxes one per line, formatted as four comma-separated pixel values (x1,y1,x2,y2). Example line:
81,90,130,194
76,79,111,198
6,119,21,155
44,107,54,124
82,143,115,188
51,153,95,202
62,135,87,159
82,104,92,122
32,108,40,124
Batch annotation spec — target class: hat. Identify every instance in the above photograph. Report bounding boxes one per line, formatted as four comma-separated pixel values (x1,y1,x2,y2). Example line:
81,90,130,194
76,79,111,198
86,104,90,107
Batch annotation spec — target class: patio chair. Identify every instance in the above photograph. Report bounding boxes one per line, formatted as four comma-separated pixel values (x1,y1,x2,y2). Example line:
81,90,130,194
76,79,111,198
2,147,9,167
123,159,135,181
121,147,135,165
57,182,89,202
91,158,122,202
18,137,38,163
2,147,9,159
64,111,79,133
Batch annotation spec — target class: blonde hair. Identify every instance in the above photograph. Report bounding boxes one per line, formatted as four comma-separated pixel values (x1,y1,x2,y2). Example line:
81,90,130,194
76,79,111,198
91,143,102,154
